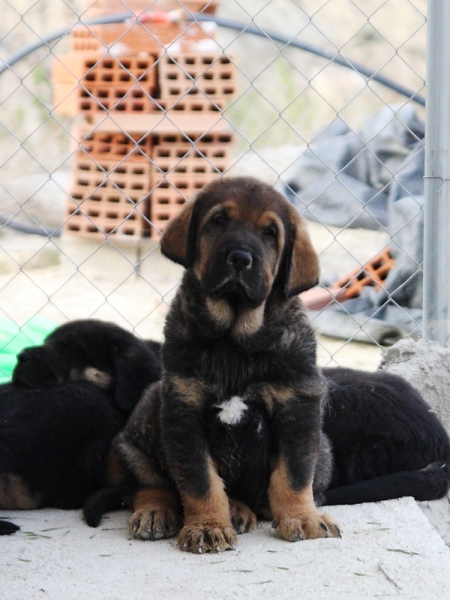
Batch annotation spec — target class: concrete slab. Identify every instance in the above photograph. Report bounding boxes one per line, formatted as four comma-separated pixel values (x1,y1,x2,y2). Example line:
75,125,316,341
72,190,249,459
2,497,450,600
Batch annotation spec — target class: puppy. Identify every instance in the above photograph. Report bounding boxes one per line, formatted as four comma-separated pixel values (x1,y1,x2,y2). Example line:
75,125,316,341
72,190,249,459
322,368,450,505
0,319,161,535
105,176,340,554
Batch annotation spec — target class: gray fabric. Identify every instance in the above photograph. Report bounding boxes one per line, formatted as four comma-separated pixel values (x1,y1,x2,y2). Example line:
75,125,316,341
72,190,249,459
279,104,425,344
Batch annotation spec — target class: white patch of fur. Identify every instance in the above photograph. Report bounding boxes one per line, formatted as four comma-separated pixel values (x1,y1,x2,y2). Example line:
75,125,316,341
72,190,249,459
217,396,248,425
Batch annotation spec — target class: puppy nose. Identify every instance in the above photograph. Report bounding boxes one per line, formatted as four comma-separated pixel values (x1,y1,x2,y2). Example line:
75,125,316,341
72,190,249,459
227,249,253,271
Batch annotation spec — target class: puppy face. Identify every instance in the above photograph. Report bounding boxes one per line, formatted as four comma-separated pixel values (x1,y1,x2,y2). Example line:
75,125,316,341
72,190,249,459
160,177,320,305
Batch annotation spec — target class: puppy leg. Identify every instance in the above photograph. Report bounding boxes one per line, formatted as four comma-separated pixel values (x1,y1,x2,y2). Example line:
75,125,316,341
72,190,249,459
268,386,341,542
129,487,182,540
177,457,238,554
270,460,341,541
162,378,237,554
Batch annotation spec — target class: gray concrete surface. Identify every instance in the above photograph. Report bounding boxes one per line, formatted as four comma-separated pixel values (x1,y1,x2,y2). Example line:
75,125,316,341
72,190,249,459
2,497,450,600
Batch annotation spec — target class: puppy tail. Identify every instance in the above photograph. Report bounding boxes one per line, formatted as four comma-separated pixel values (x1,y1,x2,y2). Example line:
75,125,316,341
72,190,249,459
83,483,136,528
322,460,450,505
0,519,20,535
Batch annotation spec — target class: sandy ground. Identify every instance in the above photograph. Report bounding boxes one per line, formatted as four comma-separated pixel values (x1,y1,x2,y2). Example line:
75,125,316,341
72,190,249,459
2,497,450,600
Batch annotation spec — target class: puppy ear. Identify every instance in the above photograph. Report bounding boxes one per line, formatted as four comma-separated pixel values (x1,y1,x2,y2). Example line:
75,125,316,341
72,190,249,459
282,205,320,297
159,196,198,267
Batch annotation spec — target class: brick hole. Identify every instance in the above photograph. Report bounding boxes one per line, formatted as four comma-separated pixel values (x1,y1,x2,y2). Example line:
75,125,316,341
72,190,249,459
88,210,100,217
106,212,118,218
224,88,234,95
108,197,121,203
173,104,184,111
204,73,213,80
132,168,144,175
220,57,231,64
175,166,187,173
219,135,232,143
185,57,196,65
102,74,113,82
194,167,206,173
220,73,232,80
98,90,109,98
202,57,213,65
187,88,199,95
103,60,114,69
132,103,144,111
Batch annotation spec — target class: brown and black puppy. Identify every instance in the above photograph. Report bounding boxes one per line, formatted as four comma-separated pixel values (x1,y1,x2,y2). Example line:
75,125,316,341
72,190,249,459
111,176,340,553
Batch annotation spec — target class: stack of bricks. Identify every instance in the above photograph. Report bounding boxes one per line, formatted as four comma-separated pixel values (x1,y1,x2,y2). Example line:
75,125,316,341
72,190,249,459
52,0,236,241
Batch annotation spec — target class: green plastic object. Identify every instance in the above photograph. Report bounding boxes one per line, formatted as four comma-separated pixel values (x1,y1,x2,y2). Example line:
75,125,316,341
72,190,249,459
0,316,57,383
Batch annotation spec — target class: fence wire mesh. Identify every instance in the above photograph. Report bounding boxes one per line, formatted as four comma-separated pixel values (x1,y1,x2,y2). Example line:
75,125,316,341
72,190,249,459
0,0,427,375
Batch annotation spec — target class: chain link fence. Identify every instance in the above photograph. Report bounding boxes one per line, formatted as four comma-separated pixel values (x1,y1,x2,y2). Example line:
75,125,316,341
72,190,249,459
0,0,427,375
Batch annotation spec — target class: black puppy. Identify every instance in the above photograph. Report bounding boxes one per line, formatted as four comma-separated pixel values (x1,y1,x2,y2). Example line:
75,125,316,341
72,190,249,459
0,319,161,535
322,368,450,505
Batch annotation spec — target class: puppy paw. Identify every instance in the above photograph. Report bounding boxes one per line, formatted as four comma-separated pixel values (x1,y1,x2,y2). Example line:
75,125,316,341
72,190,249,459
178,522,238,554
229,499,257,534
128,507,182,541
274,512,341,542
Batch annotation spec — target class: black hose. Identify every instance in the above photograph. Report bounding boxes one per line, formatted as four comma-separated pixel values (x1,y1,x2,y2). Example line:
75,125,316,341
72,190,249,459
0,12,426,237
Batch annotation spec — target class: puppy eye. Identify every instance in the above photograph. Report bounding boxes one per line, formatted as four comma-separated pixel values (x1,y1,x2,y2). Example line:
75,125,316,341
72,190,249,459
263,225,278,239
212,212,228,225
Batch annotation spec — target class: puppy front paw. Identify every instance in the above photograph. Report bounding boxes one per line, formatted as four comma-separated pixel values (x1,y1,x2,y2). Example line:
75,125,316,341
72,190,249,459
178,522,238,554
274,512,341,541
129,507,182,541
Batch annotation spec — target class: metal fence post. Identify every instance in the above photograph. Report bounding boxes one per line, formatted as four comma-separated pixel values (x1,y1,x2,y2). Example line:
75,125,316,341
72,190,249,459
423,0,450,344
